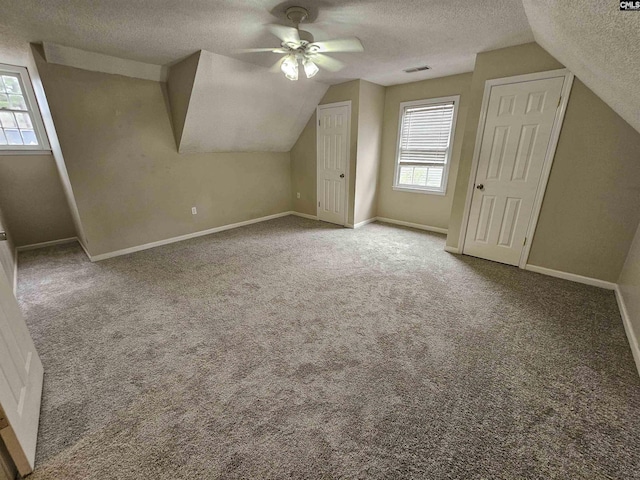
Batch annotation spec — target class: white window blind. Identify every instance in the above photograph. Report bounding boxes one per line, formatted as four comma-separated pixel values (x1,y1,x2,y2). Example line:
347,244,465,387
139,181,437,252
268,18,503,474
394,98,457,194
0,64,50,152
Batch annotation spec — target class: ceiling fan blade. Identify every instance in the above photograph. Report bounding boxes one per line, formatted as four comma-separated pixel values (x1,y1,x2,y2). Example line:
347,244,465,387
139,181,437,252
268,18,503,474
267,24,300,45
309,38,364,53
269,58,285,73
310,54,344,72
237,47,289,53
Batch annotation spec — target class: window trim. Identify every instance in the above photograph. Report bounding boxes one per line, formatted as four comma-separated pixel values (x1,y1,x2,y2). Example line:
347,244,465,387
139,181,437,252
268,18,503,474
0,63,51,153
393,95,460,195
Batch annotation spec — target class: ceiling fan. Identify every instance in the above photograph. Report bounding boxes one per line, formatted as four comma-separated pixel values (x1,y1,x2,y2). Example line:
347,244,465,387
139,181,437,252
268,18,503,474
240,6,364,81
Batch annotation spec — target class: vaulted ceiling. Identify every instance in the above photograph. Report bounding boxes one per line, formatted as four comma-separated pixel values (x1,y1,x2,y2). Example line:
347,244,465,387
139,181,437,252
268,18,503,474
3,0,534,85
1,0,638,153
522,0,640,133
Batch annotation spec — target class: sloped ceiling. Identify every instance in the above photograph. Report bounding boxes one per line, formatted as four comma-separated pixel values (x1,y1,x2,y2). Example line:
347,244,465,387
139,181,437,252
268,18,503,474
1,0,534,86
171,50,327,153
0,1,535,153
8,1,639,151
522,0,640,133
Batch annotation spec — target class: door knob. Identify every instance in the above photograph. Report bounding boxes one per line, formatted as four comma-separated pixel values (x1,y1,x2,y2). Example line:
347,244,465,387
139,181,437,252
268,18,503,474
476,184,484,191
340,173,345,178
0,232,6,241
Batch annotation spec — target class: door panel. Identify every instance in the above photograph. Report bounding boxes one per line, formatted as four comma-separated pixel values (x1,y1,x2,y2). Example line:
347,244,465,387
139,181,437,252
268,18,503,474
486,126,510,180
512,125,538,181
0,259,43,476
475,195,496,243
464,76,564,266
497,197,521,247
317,104,349,225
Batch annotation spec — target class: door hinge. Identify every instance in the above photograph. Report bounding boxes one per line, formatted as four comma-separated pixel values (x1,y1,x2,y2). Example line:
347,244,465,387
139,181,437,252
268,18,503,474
318,201,320,207
523,236,527,246
318,119,320,126
557,96,562,108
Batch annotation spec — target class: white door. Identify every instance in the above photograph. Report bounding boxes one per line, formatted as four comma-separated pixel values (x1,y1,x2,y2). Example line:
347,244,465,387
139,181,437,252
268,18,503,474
0,254,43,476
317,103,349,226
463,76,564,265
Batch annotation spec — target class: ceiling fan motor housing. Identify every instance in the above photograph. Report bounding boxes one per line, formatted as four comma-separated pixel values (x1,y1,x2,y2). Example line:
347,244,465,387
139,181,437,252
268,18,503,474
298,30,314,44
285,6,309,25
284,7,315,45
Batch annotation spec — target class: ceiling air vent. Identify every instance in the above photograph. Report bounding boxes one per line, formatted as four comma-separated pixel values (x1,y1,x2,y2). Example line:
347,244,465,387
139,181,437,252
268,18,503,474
403,65,431,73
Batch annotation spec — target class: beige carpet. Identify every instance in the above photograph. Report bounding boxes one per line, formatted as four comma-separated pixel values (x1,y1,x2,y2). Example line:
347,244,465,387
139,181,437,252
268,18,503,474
17,216,640,479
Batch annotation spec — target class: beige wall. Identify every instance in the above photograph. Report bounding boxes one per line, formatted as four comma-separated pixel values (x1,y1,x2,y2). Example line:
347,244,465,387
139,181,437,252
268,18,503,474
445,42,640,282
290,113,317,217
165,52,200,149
0,203,16,288
30,45,85,246
377,73,472,229
0,37,79,265
527,79,640,281
0,35,30,282
290,80,360,225
354,80,385,224
36,60,292,257
0,155,75,246
618,221,640,371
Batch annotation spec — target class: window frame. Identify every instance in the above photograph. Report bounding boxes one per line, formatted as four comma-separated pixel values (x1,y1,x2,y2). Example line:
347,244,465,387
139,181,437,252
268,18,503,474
0,63,50,154
393,95,460,195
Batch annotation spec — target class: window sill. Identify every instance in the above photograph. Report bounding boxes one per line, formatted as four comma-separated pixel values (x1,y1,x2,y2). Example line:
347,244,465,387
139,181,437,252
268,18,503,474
393,185,447,196
0,149,53,156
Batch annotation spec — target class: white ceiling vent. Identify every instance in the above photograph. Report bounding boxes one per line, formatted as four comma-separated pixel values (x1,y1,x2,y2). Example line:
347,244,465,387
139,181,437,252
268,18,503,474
403,65,431,73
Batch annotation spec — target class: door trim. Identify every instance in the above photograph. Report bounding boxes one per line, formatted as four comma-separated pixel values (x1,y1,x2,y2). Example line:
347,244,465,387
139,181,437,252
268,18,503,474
316,100,351,227
458,68,574,268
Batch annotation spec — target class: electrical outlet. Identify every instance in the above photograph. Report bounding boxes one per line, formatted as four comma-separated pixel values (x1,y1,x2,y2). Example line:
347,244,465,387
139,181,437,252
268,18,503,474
296,192,300,199
191,207,197,215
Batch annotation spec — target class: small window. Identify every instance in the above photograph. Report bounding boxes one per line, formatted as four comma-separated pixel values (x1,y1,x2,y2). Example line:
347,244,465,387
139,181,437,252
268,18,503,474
393,96,459,195
0,64,50,152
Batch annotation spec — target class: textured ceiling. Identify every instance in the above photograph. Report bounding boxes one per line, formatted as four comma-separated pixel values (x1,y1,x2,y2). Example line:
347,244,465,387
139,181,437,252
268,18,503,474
0,0,534,86
523,0,640,133
7,1,637,151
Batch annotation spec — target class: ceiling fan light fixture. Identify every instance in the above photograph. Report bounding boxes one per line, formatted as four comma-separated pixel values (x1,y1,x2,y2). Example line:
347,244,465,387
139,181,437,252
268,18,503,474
303,57,319,78
281,55,299,81
242,6,364,82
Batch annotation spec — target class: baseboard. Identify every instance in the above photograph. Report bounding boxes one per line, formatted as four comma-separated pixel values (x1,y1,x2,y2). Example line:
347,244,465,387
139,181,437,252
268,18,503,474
78,239,91,261
16,237,78,252
444,245,460,254
353,218,377,229
614,286,640,377
90,212,292,262
290,213,440,233
524,264,616,290
290,211,318,221
375,217,448,235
